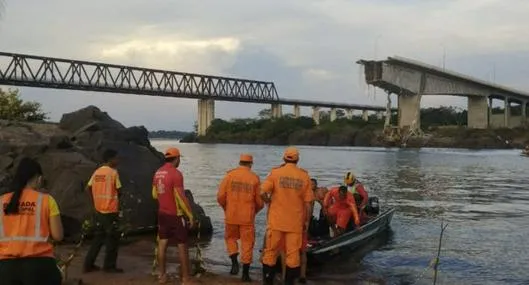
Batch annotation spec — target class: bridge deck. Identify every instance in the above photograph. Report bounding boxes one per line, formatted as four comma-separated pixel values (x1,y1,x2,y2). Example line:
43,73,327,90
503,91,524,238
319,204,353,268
357,56,529,102
0,52,389,111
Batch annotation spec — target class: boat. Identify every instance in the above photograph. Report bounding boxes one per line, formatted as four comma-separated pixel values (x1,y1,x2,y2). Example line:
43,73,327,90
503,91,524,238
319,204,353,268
306,200,395,263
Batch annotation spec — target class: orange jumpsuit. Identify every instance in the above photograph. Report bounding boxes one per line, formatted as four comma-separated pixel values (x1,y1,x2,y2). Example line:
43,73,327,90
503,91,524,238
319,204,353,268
324,187,360,230
261,163,313,268
217,165,264,265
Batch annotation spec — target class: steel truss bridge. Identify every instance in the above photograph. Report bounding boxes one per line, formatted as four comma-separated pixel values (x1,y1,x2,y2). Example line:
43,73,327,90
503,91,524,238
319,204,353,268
0,52,279,103
0,52,389,111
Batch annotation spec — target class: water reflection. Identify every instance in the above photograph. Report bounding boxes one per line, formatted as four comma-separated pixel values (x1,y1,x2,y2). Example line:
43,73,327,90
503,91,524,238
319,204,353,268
150,141,529,284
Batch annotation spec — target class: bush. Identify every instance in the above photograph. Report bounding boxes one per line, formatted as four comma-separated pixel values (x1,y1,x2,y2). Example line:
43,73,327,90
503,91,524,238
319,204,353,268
0,88,48,122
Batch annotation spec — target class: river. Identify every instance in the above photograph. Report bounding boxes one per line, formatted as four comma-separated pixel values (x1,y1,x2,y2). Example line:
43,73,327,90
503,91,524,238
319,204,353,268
150,140,529,285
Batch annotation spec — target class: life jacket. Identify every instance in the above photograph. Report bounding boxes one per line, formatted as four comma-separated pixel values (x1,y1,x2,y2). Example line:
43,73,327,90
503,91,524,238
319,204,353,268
348,183,359,194
0,189,54,259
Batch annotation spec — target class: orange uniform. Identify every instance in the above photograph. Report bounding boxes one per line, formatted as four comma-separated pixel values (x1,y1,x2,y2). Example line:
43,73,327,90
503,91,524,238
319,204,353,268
217,156,263,265
324,187,360,230
261,154,313,269
0,188,60,259
88,165,122,213
349,182,369,209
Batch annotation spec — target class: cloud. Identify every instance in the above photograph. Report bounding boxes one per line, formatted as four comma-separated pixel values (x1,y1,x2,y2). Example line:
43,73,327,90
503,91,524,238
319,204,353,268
1,0,529,130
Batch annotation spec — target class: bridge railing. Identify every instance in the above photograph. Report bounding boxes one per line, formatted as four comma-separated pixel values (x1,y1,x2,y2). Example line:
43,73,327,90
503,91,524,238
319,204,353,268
0,52,280,102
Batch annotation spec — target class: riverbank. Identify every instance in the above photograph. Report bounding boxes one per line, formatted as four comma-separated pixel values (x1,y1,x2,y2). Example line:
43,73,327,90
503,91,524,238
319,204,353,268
181,116,529,149
57,238,261,285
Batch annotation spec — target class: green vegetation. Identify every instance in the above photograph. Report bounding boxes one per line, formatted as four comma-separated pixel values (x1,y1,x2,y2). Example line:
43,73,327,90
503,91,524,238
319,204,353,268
148,130,191,139
192,110,385,145
0,88,48,122
179,105,524,147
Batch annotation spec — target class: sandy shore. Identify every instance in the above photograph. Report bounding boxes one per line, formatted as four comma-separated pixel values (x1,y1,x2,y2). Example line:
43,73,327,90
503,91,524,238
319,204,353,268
56,238,262,285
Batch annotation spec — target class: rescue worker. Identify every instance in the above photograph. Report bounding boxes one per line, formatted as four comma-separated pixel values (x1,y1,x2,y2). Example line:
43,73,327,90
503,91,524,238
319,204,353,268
323,185,361,236
84,148,124,273
217,153,264,282
298,177,327,284
344,171,368,210
261,146,313,285
152,147,196,284
0,157,64,285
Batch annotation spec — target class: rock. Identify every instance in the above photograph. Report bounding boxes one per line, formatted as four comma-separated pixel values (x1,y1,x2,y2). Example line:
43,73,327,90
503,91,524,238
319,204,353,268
0,142,12,154
0,106,214,240
49,135,73,149
0,155,13,170
185,189,213,235
59,105,125,133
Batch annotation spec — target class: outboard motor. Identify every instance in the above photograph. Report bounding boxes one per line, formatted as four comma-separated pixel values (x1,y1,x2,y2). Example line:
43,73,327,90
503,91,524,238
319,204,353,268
365,197,380,215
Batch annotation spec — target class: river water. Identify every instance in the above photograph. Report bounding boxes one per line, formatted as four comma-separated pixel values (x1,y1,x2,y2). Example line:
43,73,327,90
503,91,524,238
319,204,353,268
150,140,529,285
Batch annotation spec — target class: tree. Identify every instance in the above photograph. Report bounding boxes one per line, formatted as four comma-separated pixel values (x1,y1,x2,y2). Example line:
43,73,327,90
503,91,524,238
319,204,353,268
258,108,272,119
0,88,48,122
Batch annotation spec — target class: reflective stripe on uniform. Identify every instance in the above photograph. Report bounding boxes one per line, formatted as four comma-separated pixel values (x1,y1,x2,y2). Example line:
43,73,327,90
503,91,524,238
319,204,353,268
0,192,48,242
95,173,118,200
348,183,357,194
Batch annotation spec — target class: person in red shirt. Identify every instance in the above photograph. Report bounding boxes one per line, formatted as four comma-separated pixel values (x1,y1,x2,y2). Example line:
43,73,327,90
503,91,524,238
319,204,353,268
152,147,196,284
344,171,368,210
344,171,369,223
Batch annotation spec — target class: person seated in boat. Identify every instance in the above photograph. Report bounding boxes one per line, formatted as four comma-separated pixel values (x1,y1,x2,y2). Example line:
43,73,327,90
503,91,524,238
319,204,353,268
523,145,529,155
344,171,369,211
323,185,361,236
308,179,331,238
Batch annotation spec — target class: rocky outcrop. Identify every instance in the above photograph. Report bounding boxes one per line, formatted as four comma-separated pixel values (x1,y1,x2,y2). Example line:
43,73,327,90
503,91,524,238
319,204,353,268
0,106,213,240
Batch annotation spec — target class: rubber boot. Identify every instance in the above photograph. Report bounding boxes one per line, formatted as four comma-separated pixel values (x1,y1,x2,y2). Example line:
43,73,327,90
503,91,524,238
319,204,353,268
241,264,252,282
284,267,300,285
229,253,240,275
262,264,276,285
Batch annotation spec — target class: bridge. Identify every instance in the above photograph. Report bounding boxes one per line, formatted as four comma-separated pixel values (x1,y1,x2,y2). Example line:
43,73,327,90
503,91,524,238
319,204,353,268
0,52,390,135
357,56,529,131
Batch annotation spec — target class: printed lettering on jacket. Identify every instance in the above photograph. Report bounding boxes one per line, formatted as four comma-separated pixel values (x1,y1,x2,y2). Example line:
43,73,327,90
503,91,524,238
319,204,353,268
279,176,303,190
2,201,37,215
230,181,253,192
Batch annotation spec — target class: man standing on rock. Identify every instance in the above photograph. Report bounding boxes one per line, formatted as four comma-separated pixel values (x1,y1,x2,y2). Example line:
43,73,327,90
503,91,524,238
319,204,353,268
83,148,124,273
217,153,264,283
152,147,196,284
260,147,314,285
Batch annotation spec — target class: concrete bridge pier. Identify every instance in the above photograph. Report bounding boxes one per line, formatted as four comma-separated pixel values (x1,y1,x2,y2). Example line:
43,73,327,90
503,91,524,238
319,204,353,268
504,98,510,127
312,107,320,125
467,96,489,129
330,108,337,122
197,99,215,136
398,93,421,130
523,102,527,126
293,105,300,118
346,109,353,119
271,103,283,118
362,110,369,121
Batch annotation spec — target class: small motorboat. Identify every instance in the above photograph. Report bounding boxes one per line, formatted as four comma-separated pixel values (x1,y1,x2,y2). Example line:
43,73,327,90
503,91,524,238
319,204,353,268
306,197,395,263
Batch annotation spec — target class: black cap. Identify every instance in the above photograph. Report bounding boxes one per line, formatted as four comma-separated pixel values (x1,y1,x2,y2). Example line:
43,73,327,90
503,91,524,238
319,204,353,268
338,185,347,193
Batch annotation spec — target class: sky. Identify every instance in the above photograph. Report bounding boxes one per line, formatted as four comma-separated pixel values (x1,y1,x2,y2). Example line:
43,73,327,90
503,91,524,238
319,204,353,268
1,0,529,131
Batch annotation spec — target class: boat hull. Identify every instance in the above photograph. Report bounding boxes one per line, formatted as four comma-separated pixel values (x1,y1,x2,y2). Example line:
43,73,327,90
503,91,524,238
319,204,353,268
306,207,395,262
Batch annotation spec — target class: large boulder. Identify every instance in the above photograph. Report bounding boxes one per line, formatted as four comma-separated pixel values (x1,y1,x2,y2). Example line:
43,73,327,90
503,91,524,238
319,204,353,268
0,106,213,240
